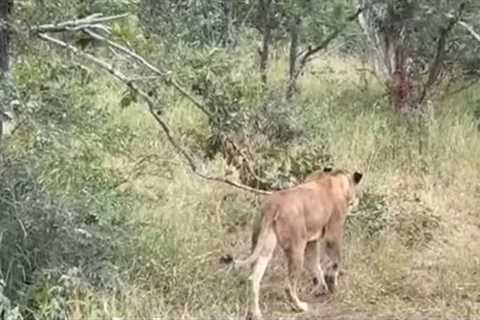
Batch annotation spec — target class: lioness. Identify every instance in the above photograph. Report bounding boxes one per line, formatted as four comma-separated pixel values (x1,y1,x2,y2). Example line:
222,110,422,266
233,168,363,320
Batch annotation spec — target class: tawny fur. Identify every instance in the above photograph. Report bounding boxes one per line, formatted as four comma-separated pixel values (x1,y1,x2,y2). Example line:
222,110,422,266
234,169,363,320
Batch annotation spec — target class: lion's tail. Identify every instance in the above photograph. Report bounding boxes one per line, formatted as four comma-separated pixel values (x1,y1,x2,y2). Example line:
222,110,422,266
234,210,276,268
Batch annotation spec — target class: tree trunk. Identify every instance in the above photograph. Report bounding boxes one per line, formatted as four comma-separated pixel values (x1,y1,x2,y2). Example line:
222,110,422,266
356,0,415,112
286,15,301,100
222,0,237,49
0,0,12,75
200,0,213,44
0,0,14,143
258,0,272,88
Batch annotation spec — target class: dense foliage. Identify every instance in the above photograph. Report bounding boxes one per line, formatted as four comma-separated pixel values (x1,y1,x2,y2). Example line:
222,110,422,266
1,0,480,319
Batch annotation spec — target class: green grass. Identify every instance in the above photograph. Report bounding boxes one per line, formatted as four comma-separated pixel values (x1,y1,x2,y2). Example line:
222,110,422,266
3,49,480,319
84,54,479,318
79,52,480,319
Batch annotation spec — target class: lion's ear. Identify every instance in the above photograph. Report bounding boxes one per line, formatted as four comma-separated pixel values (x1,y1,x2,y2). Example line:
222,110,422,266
353,172,363,185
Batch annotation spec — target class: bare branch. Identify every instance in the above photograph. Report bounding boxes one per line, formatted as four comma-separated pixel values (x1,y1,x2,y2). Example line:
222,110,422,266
417,2,466,105
30,14,257,181
457,20,480,43
31,13,128,34
293,6,364,83
36,33,272,196
82,28,214,119
30,13,274,194
82,27,271,190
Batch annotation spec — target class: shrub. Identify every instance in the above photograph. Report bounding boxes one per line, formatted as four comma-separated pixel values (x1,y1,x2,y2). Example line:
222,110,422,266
347,191,389,240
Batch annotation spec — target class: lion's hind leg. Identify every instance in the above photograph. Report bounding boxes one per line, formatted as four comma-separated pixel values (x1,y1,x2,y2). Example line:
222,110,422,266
305,240,329,296
247,230,277,320
285,242,309,313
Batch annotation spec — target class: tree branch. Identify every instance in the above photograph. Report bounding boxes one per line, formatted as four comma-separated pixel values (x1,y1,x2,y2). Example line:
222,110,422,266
31,13,128,34
36,32,272,196
81,28,215,120
417,2,466,105
32,14,214,120
457,20,480,43
82,27,271,190
293,6,364,82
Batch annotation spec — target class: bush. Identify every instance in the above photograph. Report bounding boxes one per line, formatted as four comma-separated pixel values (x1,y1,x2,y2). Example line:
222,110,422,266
0,54,140,317
348,191,389,240
0,159,91,301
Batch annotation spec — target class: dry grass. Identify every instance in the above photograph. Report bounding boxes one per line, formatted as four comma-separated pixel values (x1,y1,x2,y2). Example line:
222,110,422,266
60,53,480,319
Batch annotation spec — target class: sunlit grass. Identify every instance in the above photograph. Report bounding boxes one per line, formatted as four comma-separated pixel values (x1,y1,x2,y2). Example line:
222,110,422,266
74,51,480,319
9,45,480,319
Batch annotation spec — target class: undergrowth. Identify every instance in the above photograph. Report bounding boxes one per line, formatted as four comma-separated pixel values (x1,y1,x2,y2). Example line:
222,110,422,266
1,40,480,319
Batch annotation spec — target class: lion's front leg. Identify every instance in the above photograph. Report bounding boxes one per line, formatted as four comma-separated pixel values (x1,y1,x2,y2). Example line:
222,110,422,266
323,238,342,293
